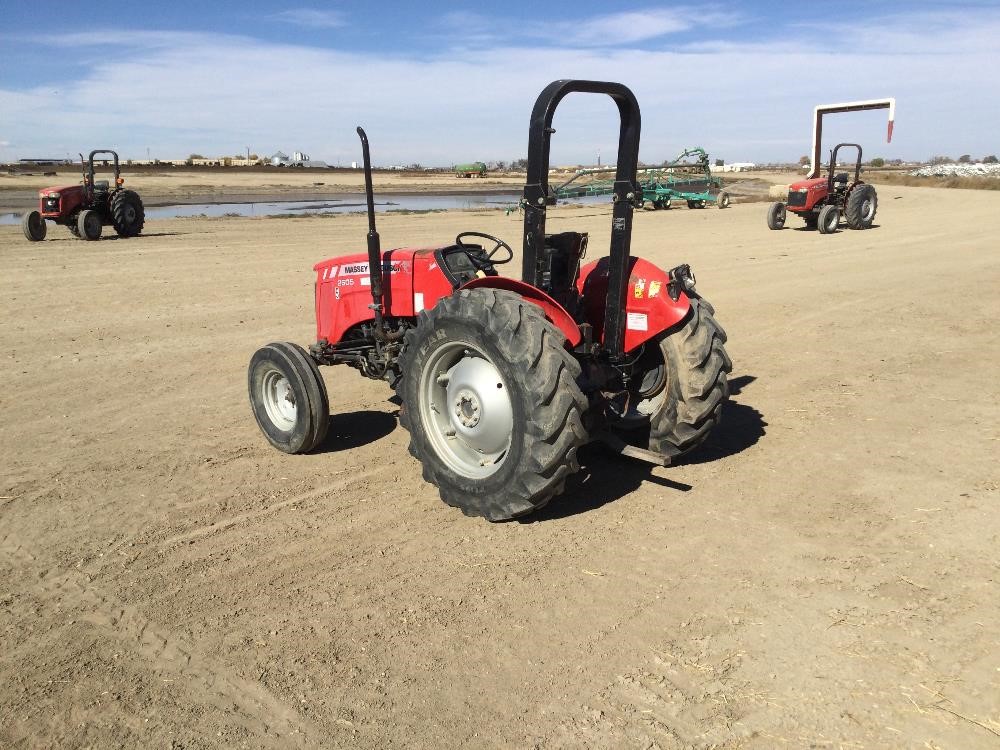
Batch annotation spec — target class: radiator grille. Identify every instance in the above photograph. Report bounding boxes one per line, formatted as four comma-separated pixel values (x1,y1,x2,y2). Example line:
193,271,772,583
787,190,808,208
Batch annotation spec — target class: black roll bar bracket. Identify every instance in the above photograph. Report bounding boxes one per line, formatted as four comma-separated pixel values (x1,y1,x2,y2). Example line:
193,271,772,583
520,80,643,361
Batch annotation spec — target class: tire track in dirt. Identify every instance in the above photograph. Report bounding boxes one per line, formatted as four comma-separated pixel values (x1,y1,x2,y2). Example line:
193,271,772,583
0,535,326,747
158,467,382,547
548,639,752,748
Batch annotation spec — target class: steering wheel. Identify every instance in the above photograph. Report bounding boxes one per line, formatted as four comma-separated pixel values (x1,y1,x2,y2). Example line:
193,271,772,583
456,231,513,265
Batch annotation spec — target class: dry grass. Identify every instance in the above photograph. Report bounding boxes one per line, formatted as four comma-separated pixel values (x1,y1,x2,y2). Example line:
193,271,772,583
866,172,1000,191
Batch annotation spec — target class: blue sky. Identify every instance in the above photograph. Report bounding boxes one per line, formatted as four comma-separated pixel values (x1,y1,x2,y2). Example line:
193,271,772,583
1,1,998,165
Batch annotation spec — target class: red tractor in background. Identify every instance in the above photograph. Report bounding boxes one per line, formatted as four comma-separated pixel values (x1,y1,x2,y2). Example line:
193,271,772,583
22,149,145,242
767,142,877,233
767,97,894,234
248,80,732,521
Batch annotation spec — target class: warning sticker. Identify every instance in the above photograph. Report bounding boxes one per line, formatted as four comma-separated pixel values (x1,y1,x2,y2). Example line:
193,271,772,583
626,312,648,331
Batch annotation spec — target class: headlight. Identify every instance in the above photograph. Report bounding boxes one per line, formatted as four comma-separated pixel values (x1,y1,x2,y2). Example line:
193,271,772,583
47,192,60,199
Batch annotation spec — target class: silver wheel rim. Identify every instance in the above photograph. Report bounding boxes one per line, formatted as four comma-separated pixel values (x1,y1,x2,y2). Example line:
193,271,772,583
261,368,297,431
826,210,837,230
861,198,874,221
419,341,513,479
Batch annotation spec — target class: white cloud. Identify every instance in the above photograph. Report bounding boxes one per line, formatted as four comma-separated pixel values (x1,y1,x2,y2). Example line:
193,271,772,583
557,8,730,46
1,8,997,165
437,6,740,47
273,8,347,29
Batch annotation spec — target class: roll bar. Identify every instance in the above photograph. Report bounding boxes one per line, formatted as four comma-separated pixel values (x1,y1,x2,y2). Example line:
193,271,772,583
84,149,120,183
828,143,863,192
521,79,642,360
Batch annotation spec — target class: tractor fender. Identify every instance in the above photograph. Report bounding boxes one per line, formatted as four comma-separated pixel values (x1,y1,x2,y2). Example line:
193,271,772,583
459,276,582,347
577,256,691,353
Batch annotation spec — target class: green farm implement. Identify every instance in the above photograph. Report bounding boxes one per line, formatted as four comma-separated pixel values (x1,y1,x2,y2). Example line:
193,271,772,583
551,147,730,210
454,161,488,178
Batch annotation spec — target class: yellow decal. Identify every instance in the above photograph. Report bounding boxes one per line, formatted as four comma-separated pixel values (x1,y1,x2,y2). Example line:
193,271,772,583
648,280,662,298
634,279,646,298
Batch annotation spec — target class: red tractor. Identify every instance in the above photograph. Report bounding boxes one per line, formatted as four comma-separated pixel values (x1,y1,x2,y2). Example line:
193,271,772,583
248,80,732,521
767,97,894,234
767,142,877,233
22,149,145,242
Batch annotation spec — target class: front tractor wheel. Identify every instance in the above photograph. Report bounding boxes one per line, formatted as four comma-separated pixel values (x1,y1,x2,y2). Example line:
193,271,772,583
766,201,786,230
77,209,102,241
21,210,46,241
398,288,587,521
248,342,329,454
845,184,877,229
616,297,732,459
111,189,146,237
817,204,840,234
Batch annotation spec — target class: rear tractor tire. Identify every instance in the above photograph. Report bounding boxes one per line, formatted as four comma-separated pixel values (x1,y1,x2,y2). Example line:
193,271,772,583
616,297,732,459
817,204,840,234
766,201,786,230
845,184,877,229
716,191,731,209
248,342,329,454
21,210,46,241
398,288,587,521
77,209,103,241
111,189,145,237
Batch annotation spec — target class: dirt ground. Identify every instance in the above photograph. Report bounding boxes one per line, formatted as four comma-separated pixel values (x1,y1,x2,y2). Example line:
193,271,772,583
1,184,998,749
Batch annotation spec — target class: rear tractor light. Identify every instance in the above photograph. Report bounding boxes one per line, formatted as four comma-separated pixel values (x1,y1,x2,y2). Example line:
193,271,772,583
667,264,697,300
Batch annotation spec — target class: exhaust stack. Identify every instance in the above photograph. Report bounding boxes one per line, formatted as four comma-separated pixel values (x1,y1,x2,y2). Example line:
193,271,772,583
356,126,386,334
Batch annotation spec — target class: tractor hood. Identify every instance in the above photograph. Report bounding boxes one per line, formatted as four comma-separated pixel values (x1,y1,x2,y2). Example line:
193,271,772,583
37,183,84,197
787,177,827,192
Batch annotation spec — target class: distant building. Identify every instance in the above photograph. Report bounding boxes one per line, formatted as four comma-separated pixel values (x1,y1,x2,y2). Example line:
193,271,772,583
710,162,757,173
19,158,70,166
271,150,327,168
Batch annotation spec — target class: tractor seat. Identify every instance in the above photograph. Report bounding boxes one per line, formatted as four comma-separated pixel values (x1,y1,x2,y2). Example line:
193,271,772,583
93,180,109,191
834,173,848,184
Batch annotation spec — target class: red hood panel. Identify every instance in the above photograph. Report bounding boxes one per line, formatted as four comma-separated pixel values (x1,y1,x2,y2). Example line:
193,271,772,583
38,184,82,194
788,177,827,191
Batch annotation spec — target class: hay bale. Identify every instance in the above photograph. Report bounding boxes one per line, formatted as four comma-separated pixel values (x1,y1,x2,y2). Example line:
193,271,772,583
768,184,790,199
